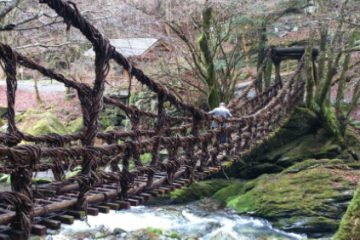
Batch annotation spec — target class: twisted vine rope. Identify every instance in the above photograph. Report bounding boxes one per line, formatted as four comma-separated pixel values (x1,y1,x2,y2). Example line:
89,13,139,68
0,0,308,237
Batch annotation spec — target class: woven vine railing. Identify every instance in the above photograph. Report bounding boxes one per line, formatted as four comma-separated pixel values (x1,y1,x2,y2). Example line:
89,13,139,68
0,0,312,238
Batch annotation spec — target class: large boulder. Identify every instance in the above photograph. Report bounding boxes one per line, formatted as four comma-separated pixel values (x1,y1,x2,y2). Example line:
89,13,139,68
17,109,68,136
334,182,360,240
229,108,359,179
215,159,360,238
170,179,232,204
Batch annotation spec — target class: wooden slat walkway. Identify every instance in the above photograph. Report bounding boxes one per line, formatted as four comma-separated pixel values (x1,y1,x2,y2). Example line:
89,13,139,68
0,165,223,239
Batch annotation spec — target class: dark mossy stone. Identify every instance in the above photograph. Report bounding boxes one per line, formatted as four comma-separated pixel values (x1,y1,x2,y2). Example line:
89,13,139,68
170,179,232,204
334,183,360,240
212,160,360,238
0,106,6,118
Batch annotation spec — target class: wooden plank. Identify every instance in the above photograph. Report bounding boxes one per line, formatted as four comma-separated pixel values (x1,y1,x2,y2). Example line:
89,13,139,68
132,196,145,204
159,187,171,193
172,183,183,188
31,224,47,236
104,203,120,210
178,178,191,184
67,210,85,219
0,168,186,226
139,193,152,201
115,201,130,210
95,205,111,213
151,189,165,197
166,185,176,191
102,185,118,190
127,198,139,206
52,215,74,225
87,207,99,216
39,219,61,230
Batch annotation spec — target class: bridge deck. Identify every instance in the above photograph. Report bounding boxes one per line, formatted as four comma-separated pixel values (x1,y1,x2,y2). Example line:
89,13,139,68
0,165,223,239
0,167,220,240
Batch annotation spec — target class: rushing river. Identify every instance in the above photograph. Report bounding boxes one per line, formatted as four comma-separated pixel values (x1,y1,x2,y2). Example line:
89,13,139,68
47,199,307,240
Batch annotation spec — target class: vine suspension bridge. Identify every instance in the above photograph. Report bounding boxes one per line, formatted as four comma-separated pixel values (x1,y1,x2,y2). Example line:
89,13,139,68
0,0,318,239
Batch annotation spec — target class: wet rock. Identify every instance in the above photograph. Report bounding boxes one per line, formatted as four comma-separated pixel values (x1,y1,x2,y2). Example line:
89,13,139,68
207,231,239,240
170,179,232,204
334,182,360,239
216,159,360,238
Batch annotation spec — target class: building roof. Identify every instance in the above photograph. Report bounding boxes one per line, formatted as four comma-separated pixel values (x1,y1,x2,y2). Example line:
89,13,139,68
84,38,160,58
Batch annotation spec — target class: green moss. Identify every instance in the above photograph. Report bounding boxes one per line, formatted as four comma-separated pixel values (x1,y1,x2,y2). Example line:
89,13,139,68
167,231,181,239
170,179,231,204
146,227,163,235
213,180,245,202
231,108,337,178
251,107,320,155
334,183,360,240
17,109,67,136
28,118,67,136
215,161,360,236
129,153,153,170
67,117,83,133
282,158,343,174
0,106,6,118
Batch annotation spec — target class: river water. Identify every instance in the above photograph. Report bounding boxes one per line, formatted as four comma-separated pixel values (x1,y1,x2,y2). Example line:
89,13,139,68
48,199,306,240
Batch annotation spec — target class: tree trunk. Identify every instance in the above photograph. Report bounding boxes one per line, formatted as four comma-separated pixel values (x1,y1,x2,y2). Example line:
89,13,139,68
34,78,44,106
256,21,267,93
198,4,220,109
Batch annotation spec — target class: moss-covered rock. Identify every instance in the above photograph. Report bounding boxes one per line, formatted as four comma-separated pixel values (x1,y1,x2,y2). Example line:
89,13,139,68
217,159,360,238
99,105,126,130
170,179,232,204
334,182,360,240
229,107,360,179
17,109,67,136
0,106,6,117
67,117,83,133
0,106,6,128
